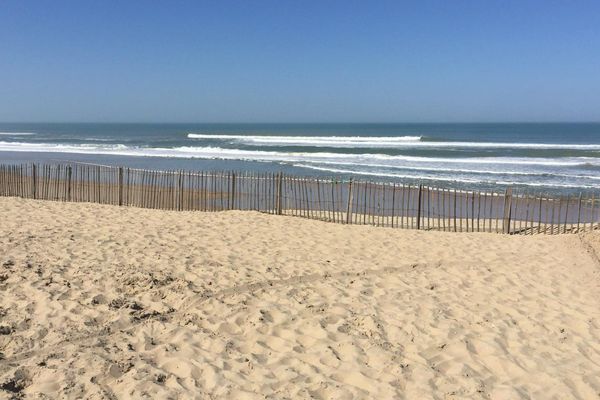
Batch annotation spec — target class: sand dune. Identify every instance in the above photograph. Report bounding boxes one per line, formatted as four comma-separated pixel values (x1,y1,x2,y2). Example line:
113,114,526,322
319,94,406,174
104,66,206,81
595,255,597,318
1,197,599,399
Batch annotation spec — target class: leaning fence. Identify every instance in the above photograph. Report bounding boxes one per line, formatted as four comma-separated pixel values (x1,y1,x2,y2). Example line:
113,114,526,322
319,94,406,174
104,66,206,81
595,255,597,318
0,163,598,235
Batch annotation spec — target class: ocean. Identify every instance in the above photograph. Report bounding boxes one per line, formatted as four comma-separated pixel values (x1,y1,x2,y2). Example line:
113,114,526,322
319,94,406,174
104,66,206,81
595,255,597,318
0,122,599,194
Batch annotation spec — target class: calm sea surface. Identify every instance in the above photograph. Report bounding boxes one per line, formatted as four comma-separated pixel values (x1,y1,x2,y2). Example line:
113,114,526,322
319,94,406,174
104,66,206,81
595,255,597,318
1,123,599,194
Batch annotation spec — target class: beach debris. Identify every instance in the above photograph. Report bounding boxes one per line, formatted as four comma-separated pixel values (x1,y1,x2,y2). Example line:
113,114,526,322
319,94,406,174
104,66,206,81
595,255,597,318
2,260,14,268
108,364,124,379
258,309,273,323
130,310,160,322
130,306,174,322
91,294,107,305
83,317,98,327
0,274,8,283
155,374,167,384
149,272,174,288
0,325,13,335
337,323,351,334
165,343,179,353
109,297,127,309
0,378,25,395
0,368,31,395
328,345,342,361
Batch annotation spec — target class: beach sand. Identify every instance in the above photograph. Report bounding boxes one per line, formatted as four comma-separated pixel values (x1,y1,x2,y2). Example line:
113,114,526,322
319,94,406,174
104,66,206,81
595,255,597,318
1,197,599,399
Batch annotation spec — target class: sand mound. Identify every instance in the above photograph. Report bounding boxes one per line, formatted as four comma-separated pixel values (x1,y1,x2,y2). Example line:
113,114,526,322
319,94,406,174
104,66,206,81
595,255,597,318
1,197,599,399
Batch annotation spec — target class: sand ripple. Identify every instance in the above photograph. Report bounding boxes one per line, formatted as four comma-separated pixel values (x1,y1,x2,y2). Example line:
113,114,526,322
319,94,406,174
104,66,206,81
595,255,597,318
1,197,599,399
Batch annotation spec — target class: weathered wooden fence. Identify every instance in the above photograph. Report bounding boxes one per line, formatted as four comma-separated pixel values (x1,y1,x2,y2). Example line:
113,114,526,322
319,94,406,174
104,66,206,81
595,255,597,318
0,163,598,234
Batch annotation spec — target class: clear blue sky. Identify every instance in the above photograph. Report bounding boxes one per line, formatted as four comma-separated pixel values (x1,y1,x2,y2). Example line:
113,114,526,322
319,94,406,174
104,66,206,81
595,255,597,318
1,0,599,123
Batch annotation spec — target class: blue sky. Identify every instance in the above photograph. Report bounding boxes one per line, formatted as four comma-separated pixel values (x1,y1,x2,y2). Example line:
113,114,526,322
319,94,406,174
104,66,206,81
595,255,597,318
1,0,599,122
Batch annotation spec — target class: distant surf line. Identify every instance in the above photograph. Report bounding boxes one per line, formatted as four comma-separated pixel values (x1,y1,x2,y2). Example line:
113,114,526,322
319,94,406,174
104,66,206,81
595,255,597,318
187,133,600,150
299,160,600,180
1,142,598,167
0,141,600,167
295,164,600,189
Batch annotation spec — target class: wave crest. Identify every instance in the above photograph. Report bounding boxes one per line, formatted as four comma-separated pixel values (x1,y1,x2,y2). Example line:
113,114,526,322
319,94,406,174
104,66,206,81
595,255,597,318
187,134,423,147
1,141,599,189
185,133,600,150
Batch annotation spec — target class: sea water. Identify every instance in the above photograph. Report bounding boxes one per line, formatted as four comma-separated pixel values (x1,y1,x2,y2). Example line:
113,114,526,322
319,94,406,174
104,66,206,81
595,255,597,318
0,122,599,194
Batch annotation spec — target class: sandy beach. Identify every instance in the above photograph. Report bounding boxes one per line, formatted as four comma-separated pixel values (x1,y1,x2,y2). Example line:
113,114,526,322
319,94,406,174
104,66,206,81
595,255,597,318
1,197,599,399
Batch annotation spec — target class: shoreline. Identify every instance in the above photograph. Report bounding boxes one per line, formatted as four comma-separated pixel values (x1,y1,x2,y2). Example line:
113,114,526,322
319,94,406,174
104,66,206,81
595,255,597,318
2,162,599,235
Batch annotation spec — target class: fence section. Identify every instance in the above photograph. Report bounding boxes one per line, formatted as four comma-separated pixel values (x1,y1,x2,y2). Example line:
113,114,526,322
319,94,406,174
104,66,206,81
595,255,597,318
0,163,598,234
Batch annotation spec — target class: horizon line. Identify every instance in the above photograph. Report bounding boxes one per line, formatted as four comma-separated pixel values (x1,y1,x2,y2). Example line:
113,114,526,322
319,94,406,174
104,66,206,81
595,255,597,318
1,121,600,125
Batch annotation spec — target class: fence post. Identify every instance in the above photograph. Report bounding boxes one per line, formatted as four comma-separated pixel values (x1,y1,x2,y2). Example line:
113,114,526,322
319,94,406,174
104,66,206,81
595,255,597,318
346,179,354,224
592,193,597,231
503,187,513,234
416,184,423,230
576,192,582,232
230,172,236,210
537,193,543,234
67,165,72,202
118,167,124,206
276,172,283,215
32,163,37,199
178,170,184,211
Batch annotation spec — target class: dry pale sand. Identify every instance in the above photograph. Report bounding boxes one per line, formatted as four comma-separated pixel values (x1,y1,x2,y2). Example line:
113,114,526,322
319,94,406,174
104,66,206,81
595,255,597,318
0,197,599,400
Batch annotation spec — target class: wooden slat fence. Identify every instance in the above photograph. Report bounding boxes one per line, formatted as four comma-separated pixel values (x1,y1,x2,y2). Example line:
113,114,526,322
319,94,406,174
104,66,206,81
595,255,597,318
0,163,598,235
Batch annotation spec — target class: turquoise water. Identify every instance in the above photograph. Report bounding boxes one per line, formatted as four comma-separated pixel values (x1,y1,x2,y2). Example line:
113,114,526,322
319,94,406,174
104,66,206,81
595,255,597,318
0,123,599,193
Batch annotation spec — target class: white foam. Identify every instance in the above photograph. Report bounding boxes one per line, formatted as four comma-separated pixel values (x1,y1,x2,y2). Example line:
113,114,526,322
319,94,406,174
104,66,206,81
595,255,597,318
293,164,485,184
295,164,600,189
166,146,600,167
0,132,36,136
187,133,600,150
187,134,423,147
385,141,600,150
1,141,599,188
1,142,598,168
302,160,600,180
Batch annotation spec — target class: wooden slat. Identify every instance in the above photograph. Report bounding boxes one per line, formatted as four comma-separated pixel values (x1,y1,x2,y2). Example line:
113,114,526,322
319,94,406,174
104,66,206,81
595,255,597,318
416,185,422,230
390,183,396,228
556,197,563,235
458,190,463,233
426,186,430,231
591,193,596,232
435,188,440,231
503,188,513,234
346,179,354,224
443,188,447,232
563,194,570,234
453,189,458,232
576,193,582,232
